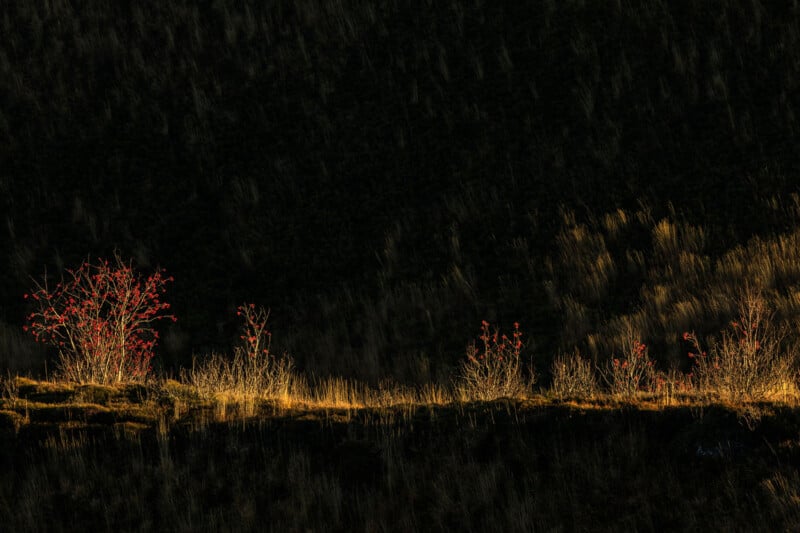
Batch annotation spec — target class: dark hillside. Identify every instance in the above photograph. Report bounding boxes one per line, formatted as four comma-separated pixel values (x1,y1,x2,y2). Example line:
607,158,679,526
2,0,800,380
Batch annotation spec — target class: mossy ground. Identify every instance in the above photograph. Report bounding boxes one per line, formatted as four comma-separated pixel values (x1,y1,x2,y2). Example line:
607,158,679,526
2,378,800,531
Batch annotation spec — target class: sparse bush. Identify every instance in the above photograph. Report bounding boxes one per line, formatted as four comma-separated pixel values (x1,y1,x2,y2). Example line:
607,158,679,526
650,368,695,404
549,350,597,399
184,304,294,400
684,290,798,402
456,320,531,401
23,254,175,384
599,336,656,399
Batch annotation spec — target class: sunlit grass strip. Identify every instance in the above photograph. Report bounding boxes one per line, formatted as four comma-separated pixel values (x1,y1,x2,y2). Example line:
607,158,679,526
294,376,454,410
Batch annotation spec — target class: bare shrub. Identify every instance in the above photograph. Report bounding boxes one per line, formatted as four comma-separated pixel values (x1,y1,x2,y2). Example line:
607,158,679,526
599,335,656,399
549,350,597,399
650,368,695,405
183,304,294,401
456,321,531,401
685,290,798,403
185,349,294,401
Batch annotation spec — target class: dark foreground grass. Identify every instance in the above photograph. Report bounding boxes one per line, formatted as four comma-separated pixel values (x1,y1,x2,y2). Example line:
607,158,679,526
2,380,800,531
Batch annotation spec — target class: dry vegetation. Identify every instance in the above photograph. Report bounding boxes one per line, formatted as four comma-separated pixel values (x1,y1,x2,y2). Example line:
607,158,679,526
6,206,800,530
3,371,800,532
5,212,800,530
3,285,800,530
4,0,800,529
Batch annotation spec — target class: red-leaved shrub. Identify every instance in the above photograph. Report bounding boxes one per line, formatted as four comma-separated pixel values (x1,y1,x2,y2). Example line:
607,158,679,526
24,254,175,383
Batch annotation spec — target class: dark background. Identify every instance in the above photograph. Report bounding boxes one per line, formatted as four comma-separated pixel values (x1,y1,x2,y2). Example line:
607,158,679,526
2,0,800,382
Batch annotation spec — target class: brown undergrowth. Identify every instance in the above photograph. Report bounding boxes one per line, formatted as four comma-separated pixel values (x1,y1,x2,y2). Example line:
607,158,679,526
2,376,800,532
